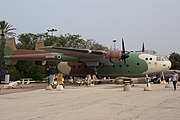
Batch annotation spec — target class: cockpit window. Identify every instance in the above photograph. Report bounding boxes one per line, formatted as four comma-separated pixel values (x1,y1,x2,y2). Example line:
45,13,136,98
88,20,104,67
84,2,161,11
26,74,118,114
164,56,169,61
162,58,165,61
156,56,169,61
156,56,161,61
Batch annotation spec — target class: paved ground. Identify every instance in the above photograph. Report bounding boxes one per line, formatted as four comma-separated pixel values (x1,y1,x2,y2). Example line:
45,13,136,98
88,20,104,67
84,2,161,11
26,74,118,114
0,83,47,95
0,83,180,120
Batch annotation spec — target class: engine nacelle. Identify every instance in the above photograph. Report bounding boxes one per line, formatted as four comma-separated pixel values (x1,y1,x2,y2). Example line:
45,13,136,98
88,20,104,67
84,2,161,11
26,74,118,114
104,50,122,59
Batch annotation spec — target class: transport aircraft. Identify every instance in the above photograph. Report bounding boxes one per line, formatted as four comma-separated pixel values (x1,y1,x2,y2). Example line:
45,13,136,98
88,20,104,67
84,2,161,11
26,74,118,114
3,38,171,78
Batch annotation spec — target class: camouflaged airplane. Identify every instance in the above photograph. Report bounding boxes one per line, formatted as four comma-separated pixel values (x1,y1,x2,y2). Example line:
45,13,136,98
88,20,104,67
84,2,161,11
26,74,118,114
3,38,171,78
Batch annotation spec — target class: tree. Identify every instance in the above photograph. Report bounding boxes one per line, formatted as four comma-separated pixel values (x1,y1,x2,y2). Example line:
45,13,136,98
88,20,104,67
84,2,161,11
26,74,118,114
15,33,46,80
44,36,59,46
0,20,16,53
44,34,86,48
6,66,21,80
0,20,16,81
17,33,37,49
85,39,108,50
169,52,180,70
62,34,86,48
15,61,45,80
10,33,108,80
44,34,108,50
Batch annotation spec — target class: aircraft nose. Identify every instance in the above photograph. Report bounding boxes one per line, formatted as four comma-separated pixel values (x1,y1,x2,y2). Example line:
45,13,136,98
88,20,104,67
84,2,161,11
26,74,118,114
167,60,172,69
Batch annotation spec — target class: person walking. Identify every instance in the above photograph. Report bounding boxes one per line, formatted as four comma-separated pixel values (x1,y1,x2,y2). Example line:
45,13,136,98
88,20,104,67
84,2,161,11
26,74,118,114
172,71,179,91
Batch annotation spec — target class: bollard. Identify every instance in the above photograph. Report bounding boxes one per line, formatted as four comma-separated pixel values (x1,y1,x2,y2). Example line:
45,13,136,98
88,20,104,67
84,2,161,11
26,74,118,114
5,74,10,84
90,84,95,87
144,83,152,91
56,85,64,91
160,80,166,85
177,82,180,86
123,84,131,91
123,79,132,91
165,83,172,88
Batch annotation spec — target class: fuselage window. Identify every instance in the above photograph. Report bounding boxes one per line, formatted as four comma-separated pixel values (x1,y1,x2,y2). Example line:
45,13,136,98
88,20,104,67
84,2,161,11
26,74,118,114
119,65,122,67
150,58,152,60
73,65,76,68
137,63,140,65
113,65,115,67
78,65,81,68
145,58,148,61
126,64,129,67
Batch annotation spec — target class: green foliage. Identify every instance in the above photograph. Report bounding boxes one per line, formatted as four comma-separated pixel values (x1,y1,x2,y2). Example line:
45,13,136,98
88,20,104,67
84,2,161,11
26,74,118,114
15,61,45,80
17,33,36,49
169,52,180,70
44,36,59,46
0,20,16,37
17,33,108,50
44,33,108,50
7,32,108,81
44,34,86,48
63,34,86,48
85,39,108,50
0,20,16,81
6,66,21,80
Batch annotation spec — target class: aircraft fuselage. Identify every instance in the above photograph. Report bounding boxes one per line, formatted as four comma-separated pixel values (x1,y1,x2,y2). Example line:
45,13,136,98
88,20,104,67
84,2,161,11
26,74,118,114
58,52,171,77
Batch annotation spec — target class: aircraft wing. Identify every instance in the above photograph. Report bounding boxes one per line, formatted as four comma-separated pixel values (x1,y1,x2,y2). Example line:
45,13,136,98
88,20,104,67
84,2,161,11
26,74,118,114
41,46,124,66
41,46,106,58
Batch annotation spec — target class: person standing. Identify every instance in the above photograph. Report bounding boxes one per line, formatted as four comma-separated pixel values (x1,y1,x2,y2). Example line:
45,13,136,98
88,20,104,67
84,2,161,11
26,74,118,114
172,71,179,91
56,72,64,88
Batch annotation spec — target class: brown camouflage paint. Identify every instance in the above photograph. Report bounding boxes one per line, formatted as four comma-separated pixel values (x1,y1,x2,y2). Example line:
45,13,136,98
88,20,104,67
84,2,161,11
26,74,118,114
58,62,95,76
4,39,62,65
104,50,122,59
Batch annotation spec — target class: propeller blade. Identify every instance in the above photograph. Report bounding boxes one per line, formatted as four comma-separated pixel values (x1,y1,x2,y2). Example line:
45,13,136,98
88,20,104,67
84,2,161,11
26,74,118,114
122,38,125,54
123,59,126,64
142,42,145,52
121,38,130,64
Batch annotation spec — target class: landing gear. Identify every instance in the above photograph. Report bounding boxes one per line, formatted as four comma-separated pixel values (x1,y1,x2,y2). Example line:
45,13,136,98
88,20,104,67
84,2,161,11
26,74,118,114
160,71,166,85
150,74,162,84
144,74,152,91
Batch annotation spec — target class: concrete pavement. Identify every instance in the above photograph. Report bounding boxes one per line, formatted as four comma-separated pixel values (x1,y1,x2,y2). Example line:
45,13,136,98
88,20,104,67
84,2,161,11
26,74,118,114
1,84,180,120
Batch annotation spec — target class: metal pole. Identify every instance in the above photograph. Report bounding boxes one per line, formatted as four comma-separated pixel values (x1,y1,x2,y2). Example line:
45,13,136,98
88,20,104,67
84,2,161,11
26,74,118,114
113,39,116,50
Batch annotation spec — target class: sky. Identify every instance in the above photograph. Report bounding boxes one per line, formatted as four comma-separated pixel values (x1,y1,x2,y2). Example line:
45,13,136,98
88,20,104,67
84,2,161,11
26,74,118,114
1,0,180,55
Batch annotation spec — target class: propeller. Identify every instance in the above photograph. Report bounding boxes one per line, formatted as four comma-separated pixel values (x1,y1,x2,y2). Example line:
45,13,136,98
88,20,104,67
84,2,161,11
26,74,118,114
142,42,145,52
121,38,130,63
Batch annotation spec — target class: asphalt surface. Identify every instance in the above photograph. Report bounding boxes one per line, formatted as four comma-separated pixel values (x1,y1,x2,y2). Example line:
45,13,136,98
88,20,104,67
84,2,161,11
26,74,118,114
1,83,180,120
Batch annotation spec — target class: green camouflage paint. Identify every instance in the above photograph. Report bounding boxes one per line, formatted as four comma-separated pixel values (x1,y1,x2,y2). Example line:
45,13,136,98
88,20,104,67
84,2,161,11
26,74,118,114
97,52,148,77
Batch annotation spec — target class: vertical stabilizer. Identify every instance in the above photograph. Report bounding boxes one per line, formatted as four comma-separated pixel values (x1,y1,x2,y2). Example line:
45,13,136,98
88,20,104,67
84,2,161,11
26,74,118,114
4,38,17,65
4,38,17,55
35,41,44,50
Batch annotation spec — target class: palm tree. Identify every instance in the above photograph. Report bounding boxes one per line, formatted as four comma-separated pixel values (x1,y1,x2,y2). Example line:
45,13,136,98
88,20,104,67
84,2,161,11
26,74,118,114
0,20,16,81
0,20,16,50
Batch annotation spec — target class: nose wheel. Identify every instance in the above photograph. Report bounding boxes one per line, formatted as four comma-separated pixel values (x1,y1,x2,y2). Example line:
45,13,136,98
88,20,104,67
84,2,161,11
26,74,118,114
144,74,152,91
